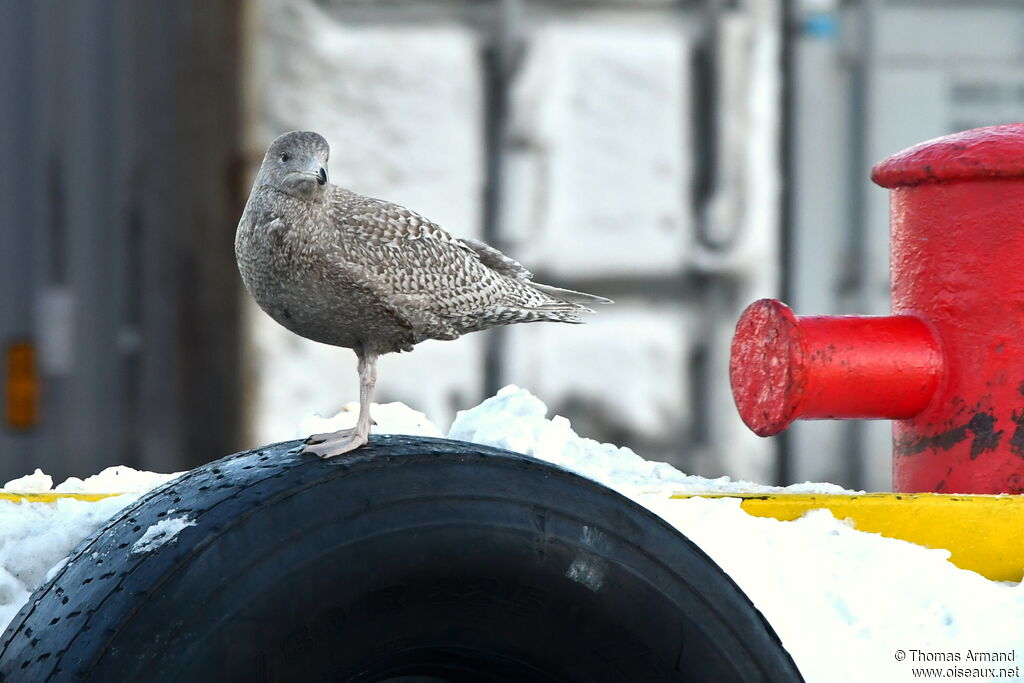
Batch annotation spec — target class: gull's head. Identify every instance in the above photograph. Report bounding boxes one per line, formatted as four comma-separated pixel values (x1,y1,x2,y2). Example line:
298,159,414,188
259,131,330,200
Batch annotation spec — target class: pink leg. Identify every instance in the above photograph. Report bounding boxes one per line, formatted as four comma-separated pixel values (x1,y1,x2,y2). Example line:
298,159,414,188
303,349,378,458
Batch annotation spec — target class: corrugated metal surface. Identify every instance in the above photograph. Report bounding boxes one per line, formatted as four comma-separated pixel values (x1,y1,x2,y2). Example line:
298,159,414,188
0,1,244,482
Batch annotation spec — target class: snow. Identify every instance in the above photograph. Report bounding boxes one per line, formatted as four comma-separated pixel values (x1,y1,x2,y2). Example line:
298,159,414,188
449,386,855,496
2,465,182,494
131,517,196,555
2,469,53,493
0,495,141,634
298,401,444,440
0,466,182,633
1,387,1021,683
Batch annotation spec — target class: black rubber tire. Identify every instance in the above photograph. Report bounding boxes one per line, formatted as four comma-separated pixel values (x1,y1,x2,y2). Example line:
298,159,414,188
0,436,801,682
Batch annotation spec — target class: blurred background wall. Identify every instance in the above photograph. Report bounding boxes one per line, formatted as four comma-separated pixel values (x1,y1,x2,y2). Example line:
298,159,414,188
0,1,244,481
1,0,1023,490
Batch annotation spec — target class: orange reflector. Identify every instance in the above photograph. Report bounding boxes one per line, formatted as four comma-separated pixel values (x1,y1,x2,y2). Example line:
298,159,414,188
5,341,39,430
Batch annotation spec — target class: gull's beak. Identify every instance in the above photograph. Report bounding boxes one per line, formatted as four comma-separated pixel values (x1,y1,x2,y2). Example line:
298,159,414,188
317,167,327,186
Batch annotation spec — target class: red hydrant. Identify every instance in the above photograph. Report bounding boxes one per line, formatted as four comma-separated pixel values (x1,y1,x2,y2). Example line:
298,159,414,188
731,123,1024,494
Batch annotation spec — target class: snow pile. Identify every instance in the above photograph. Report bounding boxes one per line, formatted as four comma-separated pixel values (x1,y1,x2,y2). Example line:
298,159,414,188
2,465,183,496
0,466,181,633
639,497,1024,682
298,401,444,440
1,389,1021,683
0,496,134,633
449,385,854,495
2,469,54,493
52,466,182,494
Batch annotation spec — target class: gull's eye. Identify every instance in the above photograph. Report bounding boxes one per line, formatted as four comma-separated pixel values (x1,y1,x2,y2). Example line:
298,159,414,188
279,153,290,163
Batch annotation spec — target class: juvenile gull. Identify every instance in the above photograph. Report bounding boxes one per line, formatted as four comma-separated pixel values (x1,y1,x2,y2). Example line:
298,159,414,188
235,131,611,457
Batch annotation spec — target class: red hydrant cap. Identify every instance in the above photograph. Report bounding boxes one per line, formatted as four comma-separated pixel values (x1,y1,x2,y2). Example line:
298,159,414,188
730,299,806,437
872,122,1024,188
731,299,944,437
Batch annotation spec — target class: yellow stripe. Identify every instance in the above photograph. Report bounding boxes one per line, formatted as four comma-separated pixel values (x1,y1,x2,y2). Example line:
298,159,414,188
0,492,123,503
671,492,1024,582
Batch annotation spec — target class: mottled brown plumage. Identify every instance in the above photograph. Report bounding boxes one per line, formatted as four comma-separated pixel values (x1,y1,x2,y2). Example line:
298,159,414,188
235,131,610,457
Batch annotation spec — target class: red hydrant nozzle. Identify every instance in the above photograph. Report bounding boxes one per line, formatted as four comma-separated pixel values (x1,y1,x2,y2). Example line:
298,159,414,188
730,299,943,437
729,123,1024,494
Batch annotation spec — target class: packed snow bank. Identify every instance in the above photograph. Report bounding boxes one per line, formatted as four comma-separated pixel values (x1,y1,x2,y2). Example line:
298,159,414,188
0,496,132,633
52,465,183,494
0,467,182,634
450,386,855,495
2,465,183,496
1,388,1021,683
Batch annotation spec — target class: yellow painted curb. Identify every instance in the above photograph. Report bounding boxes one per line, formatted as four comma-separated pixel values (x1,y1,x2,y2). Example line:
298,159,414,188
672,492,1024,582
0,492,123,503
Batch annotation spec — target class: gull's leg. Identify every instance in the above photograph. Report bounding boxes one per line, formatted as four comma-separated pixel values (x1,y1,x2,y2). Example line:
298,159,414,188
303,349,378,458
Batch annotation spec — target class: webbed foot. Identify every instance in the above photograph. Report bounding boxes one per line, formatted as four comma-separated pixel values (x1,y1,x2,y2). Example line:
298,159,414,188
303,428,369,458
